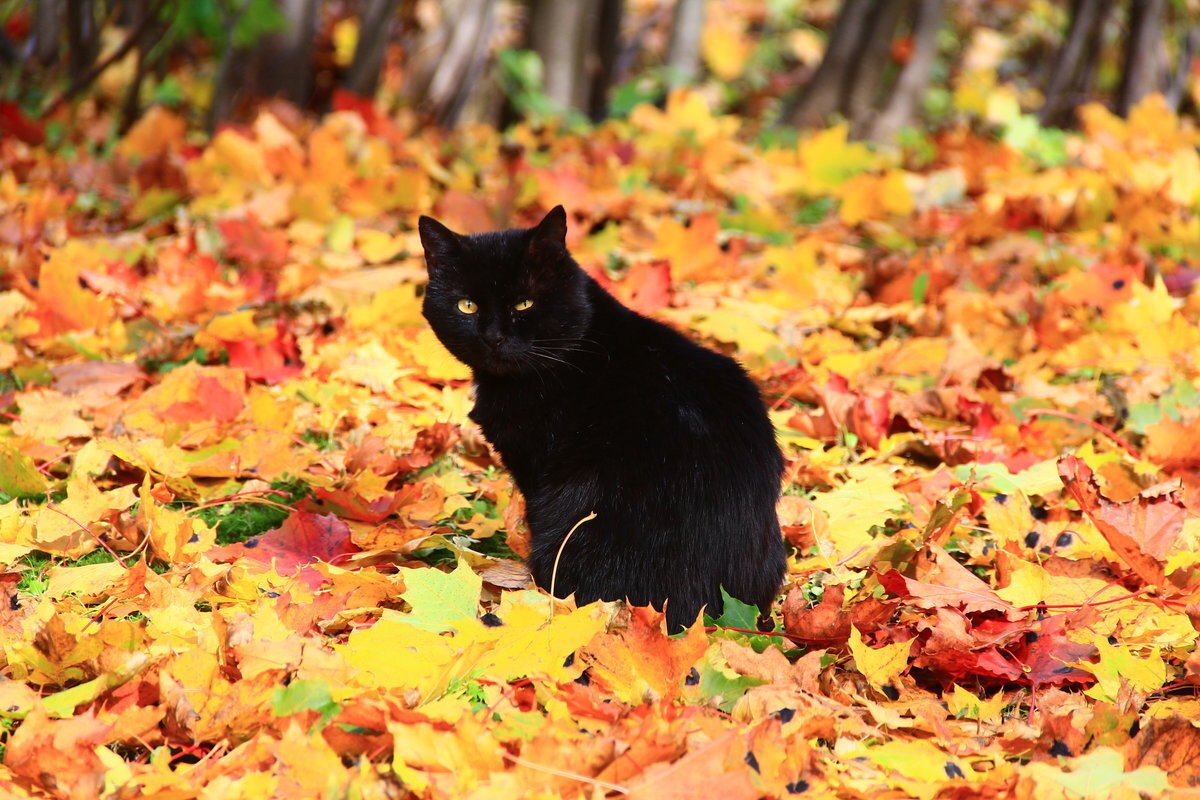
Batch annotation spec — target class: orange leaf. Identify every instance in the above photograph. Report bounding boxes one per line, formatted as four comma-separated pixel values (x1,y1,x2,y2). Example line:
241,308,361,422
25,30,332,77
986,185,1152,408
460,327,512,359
1144,417,1200,471
582,606,708,704
1058,456,1179,587
28,244,114,338
627,730,760,800
3,707,112,800
610,259,672,314
782,583,896,648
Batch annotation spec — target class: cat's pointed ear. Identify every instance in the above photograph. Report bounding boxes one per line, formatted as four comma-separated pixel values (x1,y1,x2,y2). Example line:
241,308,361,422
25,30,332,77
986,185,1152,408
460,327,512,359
528,205,568,259
418,216,464,273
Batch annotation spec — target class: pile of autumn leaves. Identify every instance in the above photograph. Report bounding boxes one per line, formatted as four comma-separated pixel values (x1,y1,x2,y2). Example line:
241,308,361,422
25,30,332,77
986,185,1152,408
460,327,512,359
2,91,1200,798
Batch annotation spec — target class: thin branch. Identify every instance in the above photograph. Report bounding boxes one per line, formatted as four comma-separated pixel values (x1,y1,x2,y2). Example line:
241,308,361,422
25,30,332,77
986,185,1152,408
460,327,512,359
42,8,158,115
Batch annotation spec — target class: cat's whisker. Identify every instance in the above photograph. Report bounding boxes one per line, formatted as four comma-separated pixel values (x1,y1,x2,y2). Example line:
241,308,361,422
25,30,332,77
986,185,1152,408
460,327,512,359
534,336,608,353
515,352,551,389
531,339,610,361
525,347,585,373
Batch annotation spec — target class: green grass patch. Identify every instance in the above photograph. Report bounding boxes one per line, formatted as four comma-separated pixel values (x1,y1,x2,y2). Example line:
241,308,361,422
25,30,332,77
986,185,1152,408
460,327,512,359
191,477,311,545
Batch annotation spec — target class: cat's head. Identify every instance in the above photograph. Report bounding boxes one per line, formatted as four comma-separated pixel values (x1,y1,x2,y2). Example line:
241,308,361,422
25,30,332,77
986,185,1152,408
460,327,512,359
418,206,594,376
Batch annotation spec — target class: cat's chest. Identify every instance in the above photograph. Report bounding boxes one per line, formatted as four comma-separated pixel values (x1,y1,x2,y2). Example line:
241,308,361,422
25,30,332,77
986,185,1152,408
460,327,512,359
469,379,573,443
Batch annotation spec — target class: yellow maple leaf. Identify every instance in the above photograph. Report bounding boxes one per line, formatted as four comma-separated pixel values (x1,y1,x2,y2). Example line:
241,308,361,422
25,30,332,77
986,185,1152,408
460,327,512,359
702,25,750,81
630,88,739,146
136,480,216,563
197,309,264,347
346,284,424,330
1082,639,1168,703
946,684,1007,723
1108,280,1200,364
30,474,137,558
32,243,116,338
158,647,279,741
811,465,907,567
13,389,91,441
193,128,272,186
688,307,780,359
995,560,1049,607
356,229,403,264
331,18,358,68
847,739,978,797
117,105,186,159
847,626,909,689
1025,747,1167,799
406,328,472,383
583,609,708,705
467,597,604,683
330,338,409,391
340,614,458,697
796,124,878,195
838,171,914,225
388,712,506,797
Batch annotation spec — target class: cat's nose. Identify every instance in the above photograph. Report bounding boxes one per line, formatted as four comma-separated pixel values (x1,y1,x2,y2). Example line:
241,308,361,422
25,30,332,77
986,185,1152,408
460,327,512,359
483,329,505,348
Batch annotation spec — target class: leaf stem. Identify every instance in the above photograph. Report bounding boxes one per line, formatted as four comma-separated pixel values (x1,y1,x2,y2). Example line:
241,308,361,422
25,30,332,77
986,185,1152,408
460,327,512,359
1024,408,1140,459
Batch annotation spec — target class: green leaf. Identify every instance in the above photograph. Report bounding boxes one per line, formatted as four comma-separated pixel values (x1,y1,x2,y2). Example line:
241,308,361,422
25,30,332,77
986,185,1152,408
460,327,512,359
0,444,50,499
400,559,482,633
911,272,930,305
42,655,149,718
694,646,767,713
1027,747,1167,798
919,488,972,542
704,587,761,630
272,679,341,728
231,0,286,48
1127,377,1200,434
326,215,355,254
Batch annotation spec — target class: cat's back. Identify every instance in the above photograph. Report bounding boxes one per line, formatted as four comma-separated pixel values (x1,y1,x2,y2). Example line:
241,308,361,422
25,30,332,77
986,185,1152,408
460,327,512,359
574,285,780,463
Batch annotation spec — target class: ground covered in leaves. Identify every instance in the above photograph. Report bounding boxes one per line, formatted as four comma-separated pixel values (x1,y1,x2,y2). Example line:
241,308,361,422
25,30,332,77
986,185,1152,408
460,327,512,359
3,92,1200,798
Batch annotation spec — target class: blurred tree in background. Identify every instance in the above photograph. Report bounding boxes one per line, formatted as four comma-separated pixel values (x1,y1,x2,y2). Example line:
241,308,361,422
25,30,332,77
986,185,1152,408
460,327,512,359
0,0,1197,142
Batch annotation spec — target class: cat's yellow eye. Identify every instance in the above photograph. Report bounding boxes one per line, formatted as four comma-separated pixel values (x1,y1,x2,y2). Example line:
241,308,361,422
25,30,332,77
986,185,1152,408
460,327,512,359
514,299,533,311
457,298,478,314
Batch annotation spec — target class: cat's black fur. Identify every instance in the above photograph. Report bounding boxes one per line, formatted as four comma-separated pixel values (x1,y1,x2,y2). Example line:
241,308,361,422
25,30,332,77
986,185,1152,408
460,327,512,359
418,206,786,631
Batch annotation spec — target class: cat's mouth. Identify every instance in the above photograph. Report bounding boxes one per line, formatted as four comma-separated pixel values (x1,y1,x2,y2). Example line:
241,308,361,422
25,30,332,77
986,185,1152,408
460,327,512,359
476,340,579,376
474,345,528,375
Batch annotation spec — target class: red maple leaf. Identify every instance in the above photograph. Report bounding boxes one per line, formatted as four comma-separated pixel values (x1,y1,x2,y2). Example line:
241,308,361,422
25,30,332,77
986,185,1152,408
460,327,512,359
217,215,290,271
208,512,359,587
225,320,303,384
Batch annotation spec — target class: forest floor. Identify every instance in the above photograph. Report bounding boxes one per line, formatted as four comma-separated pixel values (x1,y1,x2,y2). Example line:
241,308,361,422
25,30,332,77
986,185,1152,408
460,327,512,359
2,92,1200,798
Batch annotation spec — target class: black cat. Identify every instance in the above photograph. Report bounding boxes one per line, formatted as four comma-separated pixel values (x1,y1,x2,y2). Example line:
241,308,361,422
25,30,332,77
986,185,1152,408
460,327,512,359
418,206,786,631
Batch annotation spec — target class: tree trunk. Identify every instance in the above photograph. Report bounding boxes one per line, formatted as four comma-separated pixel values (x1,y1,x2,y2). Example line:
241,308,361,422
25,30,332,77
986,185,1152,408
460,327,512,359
782,0,875,128
424,0,499,124
258,0,319,106
864,0,943,141
526,0,591,110
1165,26,1200,110
34,0,62,65
42,3,158,115
207,0,258,131
587,0,624,120
665,0,704,87
843,0,909,133
209,46,253,131
120,0,154,132
1117,0,1166,115
65,0,99,82
1039,0,1113,126
0,29,17,65
344,0,403,96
